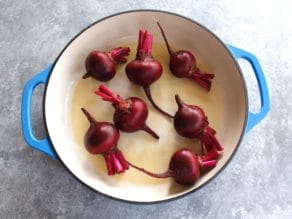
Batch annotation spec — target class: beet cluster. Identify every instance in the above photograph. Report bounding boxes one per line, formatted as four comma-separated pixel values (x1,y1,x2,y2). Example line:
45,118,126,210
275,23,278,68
80,24,223,185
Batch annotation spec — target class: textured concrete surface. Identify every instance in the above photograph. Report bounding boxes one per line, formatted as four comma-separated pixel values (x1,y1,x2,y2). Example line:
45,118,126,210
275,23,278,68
0,0,292,218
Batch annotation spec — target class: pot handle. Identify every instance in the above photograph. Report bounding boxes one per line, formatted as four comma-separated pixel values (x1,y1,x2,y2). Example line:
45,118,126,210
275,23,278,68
21,65,57,159
228,45,270,133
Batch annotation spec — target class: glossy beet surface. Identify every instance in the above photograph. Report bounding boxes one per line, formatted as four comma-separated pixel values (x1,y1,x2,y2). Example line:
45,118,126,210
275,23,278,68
81,108,119,154
125,29,173,118
126,57,162,87
95,85,159,139
81,108,129,175
83,47,130,81
157,22,214,91
128,148,217,185
169,50,196,78
174,95,207,138
174,95,223,155
168,148,200,184
113,97,148,132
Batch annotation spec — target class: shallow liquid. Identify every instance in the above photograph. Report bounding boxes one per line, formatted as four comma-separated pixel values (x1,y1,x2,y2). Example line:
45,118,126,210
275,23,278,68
70,42,223,187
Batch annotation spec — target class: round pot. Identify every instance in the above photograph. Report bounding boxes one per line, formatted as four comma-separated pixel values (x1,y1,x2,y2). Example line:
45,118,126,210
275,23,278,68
21,10,270,203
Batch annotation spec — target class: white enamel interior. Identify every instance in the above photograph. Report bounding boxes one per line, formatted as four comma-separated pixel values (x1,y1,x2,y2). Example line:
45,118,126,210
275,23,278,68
45,11,247,202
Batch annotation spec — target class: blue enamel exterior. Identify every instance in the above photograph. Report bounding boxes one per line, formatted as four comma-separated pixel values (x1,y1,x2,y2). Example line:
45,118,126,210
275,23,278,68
228,45,270,133
21,64,57,159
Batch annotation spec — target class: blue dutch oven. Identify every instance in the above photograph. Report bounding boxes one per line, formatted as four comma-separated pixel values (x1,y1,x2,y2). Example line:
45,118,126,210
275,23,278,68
21,10,270,202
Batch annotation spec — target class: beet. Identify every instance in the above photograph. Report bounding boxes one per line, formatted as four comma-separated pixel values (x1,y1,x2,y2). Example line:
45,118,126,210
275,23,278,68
126,29,173,118
157,22,214,91
83,47,130,81
174,94,223,155
128,148,217,185
81,108,129,175
95,85,159,139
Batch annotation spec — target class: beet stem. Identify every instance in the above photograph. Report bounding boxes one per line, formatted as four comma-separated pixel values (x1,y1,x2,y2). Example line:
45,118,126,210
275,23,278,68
144,86,174,119
143,32,153,54
205,127,224,151
115,149,129,170
206,126,216,135
200,160,217,169
201,147,219,161
141,124,160,139
103,154,114,175
81,108,97,124
203,73,215,79
110,153,124,173
127,161,174,178
190,71,215,91
109,47,130,63
95,85,121,105
200,134,213,152
138,30,145,54
137,30,153,57
200,143,207,155
157,22,173,55
103,150,129,175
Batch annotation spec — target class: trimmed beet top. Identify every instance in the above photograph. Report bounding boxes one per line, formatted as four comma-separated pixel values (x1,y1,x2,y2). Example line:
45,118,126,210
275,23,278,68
83,47,130,81
126,29,173,118
157,22,214,91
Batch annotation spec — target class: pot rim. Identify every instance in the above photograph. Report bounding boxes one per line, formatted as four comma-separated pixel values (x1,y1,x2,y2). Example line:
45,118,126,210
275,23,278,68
43,9,248,203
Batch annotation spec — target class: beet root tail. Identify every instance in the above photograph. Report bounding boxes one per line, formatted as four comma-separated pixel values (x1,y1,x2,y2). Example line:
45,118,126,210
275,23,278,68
82,72,91,79
143,86,174,119
81,108,97,124
127,161,173,178
142,124,160,139
156,22,173,55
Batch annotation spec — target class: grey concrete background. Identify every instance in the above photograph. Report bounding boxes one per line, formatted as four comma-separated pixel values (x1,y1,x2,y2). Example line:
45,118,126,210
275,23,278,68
0,0,291,218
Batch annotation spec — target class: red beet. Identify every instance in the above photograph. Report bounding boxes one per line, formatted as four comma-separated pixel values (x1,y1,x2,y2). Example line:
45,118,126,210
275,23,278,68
128,148,217,185
95,84,159,139
81,108,129,175
174,94,223,155
157,22,215,91
83,47,130,81
126,29,173,118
